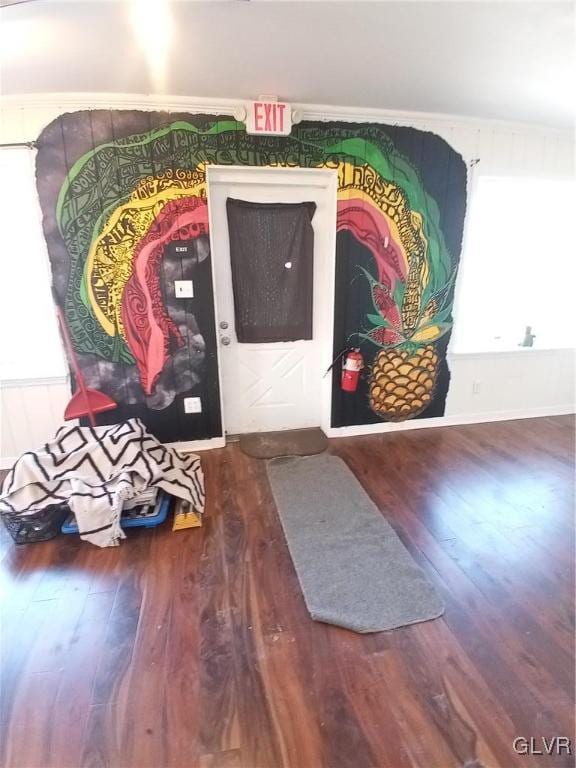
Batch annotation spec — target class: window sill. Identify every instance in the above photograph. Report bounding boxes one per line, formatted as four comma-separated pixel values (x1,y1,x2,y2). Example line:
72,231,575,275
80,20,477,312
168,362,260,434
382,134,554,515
0,375,69,389
448,347,575,359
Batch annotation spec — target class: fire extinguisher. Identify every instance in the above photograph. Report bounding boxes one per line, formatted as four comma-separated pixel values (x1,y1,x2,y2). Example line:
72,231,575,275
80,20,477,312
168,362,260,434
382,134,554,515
341,348,364,393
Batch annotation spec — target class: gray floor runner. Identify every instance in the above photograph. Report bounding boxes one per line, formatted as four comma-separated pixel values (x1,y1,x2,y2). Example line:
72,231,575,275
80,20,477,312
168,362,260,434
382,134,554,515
267,454,444,633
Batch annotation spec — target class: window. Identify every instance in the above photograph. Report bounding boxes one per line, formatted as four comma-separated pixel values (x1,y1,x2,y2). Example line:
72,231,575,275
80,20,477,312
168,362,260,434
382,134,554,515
451,176,576,353
0,149,67,381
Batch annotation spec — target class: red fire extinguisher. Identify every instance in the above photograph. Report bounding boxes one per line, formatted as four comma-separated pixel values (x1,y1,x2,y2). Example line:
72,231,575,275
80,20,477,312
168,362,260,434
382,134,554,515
341,348,364,392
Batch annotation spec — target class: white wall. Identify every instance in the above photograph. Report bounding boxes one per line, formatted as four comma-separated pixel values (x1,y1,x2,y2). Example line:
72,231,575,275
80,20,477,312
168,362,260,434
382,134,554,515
445,348,574,421
0,94,573,464
1,378,72,462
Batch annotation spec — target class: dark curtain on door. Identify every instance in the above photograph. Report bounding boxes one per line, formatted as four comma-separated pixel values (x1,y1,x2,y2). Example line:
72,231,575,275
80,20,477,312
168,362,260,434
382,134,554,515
226,198,316,343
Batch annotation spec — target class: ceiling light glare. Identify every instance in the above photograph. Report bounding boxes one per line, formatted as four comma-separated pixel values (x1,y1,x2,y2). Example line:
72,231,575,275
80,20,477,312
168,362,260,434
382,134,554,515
129,0,174,92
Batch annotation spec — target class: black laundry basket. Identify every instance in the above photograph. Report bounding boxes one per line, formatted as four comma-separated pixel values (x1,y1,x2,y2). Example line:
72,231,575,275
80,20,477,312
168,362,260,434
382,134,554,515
2,506,69,544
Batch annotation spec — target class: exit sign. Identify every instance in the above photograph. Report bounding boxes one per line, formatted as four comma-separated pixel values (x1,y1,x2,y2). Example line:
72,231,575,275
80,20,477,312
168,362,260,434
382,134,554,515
245,100,292,136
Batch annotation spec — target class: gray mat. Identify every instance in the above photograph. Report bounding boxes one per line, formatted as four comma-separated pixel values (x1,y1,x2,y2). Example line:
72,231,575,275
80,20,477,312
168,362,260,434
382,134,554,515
239,428,327,459
267,454,444,633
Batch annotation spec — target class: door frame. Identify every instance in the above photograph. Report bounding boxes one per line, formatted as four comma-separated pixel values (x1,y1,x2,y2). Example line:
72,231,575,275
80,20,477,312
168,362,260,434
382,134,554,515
206,165,338,437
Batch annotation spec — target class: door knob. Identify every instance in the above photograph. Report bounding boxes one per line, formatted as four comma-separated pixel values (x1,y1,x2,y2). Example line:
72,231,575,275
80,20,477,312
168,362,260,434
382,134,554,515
220,336,231,346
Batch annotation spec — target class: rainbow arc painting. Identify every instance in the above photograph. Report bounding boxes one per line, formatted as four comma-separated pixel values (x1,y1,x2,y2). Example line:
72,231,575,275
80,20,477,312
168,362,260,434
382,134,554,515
36,112,467,440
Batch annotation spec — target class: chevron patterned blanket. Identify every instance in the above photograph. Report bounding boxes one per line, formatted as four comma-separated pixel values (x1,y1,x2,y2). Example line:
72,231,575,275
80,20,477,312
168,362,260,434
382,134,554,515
0,419,204,547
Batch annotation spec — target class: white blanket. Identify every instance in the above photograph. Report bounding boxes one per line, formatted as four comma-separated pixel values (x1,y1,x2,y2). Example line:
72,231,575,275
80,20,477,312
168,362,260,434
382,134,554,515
0,419,204,547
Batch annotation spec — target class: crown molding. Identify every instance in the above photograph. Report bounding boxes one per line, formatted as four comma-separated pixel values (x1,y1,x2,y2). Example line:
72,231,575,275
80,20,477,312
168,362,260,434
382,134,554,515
1,92,572,138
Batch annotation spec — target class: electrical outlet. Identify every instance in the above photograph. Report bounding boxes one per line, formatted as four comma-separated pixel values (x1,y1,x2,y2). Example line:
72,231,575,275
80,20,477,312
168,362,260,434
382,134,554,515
472,380,481,395
175,280,194,299
184,396,202,414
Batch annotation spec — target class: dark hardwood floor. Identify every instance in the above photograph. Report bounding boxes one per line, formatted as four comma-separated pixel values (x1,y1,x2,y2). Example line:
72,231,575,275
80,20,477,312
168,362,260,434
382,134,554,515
0,416,574,768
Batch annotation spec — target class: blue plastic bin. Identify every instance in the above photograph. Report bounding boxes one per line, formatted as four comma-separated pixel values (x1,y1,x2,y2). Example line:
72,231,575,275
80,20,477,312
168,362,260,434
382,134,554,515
61,492,171,534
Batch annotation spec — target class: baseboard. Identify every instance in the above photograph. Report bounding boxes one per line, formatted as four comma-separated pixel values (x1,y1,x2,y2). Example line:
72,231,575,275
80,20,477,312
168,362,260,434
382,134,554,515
326,405,575,438
2,409,571,469
165,437,226,453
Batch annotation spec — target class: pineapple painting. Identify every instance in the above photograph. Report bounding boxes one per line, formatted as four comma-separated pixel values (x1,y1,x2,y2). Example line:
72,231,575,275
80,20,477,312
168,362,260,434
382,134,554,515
332,136,464,423
360,242,456,421
368,345,440,421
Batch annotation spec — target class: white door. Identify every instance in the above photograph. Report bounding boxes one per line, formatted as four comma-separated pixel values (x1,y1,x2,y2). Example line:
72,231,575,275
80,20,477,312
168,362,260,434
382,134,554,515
208,167,337,435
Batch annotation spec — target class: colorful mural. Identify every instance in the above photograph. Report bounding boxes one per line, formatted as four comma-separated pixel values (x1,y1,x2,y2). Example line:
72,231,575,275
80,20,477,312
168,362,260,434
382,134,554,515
36,112,466,440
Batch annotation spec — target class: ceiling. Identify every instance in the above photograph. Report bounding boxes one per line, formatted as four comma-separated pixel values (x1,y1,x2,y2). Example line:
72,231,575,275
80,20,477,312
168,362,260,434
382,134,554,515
1,1,574,129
